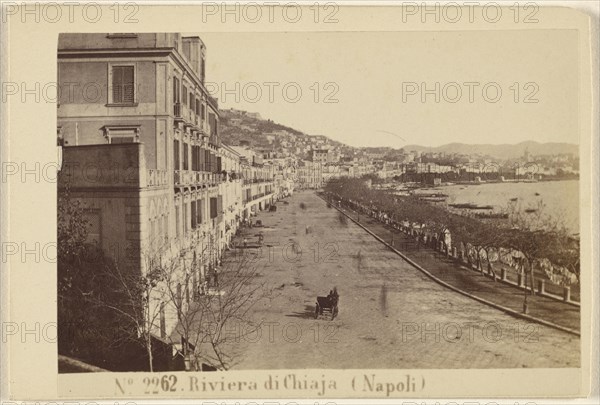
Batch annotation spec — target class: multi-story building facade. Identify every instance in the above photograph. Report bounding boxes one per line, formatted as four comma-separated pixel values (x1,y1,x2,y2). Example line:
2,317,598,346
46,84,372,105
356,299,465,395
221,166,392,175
297,160,324,189
311,148,329,163
56,34,274,368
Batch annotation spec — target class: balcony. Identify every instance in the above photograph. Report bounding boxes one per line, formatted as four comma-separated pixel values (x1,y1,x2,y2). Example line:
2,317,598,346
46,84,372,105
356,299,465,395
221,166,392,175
173,102,182,121
243,190,274,205
147,169,168,187
174,103,201,131
174,170,195,186
174,170,224,188
183,108,193,128
243,178,274,185
201,121,210,136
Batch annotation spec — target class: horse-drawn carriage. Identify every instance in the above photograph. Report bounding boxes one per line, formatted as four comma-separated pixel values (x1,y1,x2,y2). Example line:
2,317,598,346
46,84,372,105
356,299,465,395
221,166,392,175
315,288,339,320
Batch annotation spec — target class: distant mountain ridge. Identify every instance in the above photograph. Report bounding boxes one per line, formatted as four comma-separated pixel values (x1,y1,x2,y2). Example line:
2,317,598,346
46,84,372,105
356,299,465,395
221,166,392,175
401,141,578,159
219,108,578,160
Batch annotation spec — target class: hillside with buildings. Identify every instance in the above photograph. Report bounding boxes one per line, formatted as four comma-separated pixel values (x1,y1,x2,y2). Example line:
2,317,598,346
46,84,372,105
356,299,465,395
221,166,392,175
219,107,579,184
219,108,353,161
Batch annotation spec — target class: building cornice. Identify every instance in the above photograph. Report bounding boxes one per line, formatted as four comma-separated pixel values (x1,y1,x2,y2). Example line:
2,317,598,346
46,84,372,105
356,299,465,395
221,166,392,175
58,47,220,114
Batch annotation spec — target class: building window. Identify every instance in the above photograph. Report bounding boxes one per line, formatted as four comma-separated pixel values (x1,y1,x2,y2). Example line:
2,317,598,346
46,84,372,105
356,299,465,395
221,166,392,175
183,143,189,170
200,57,206,83
182,85,187,106
204,149,210,172
209,112,218,138
210,197,218,219
189,92,194,110
174,139,180,170
191,201,197,229
110,65,135,104
173,77,180,103
102,125,140,144
191,145,196,172
197,199,203,225
183,202,188,234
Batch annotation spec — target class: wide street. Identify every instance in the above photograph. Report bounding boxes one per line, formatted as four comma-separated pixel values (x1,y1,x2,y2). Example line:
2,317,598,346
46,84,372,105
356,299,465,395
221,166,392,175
224,190,580,369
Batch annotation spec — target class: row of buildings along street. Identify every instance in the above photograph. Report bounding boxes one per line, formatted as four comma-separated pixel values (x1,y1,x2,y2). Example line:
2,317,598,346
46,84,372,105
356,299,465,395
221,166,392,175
57,33,297,371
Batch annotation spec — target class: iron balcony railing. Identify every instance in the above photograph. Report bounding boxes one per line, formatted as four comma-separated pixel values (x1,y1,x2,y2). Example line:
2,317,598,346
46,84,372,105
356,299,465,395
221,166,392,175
174,170,227,187
173,102,182,119
147,169,168,187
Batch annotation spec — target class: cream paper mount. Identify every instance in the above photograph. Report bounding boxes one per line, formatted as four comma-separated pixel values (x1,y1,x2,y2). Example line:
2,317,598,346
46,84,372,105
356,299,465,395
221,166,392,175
1,2,597,402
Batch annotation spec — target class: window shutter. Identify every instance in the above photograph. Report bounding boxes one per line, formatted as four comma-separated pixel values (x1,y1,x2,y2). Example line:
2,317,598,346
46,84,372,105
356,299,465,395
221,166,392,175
174,140,180,169
191,201,197,229
173,77,179,103
210,197,217,219
113,67,123,103
204,150,210,172
123,67,134,103
183,143,189,170
197,199,203,224
112,66,134,103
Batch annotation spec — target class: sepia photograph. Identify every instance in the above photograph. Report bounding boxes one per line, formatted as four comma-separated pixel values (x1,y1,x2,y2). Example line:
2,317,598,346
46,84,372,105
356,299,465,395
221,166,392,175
56,29,582,373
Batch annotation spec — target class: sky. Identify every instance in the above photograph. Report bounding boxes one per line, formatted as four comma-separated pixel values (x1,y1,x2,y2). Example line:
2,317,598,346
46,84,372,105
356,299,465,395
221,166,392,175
198,30,579,148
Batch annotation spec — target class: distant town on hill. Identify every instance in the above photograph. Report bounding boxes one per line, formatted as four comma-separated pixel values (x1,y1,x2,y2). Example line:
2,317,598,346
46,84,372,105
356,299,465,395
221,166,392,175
219,108,579,162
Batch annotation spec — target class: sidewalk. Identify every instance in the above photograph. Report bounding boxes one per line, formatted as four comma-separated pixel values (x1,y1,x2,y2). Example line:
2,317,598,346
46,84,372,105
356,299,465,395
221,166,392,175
331,199,581,334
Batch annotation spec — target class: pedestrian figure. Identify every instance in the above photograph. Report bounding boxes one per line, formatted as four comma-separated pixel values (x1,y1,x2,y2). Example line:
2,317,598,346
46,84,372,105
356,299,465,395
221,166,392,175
258,233,264,244
243,237,248,248
488,261,497,281
213,269,219,287
379,284,388,316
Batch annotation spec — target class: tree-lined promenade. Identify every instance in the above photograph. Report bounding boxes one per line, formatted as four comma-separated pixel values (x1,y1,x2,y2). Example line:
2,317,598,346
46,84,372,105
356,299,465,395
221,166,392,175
324,177,580,313
228,191,579,369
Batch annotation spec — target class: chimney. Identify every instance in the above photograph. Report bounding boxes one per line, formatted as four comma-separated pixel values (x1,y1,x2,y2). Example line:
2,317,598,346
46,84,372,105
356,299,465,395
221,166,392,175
182,36,204,82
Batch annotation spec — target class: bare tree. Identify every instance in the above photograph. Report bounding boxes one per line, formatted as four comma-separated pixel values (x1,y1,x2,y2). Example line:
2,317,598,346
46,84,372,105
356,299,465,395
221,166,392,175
157,243,273,370
325,177,580,311
501,200,574,310
89,255,167,372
